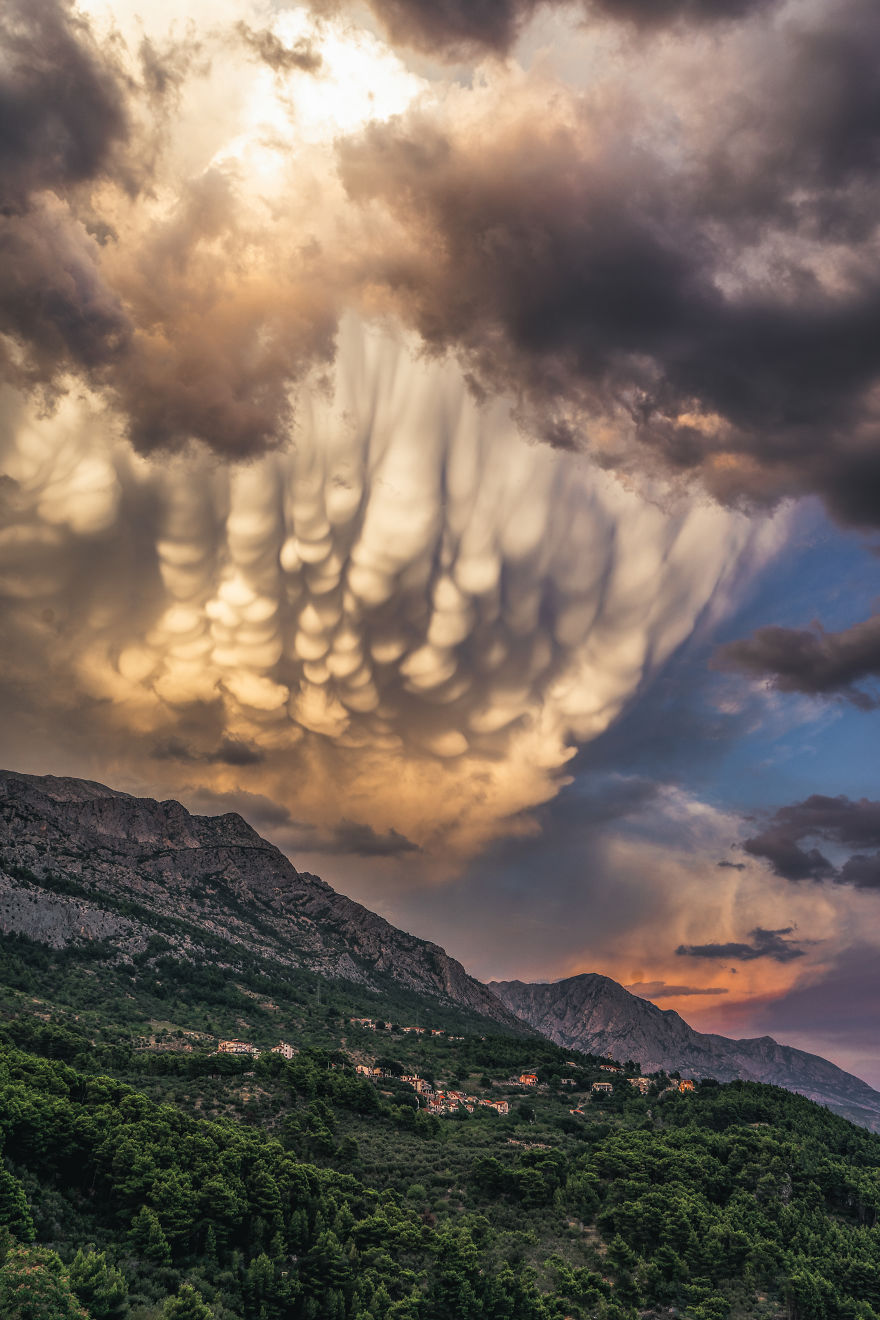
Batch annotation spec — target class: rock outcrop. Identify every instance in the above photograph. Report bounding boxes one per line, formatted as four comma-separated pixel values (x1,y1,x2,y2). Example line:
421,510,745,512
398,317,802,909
0,769,521,1027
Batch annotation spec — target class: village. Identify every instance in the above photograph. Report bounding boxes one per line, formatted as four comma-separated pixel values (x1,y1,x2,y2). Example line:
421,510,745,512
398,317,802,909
209,1023,697,1117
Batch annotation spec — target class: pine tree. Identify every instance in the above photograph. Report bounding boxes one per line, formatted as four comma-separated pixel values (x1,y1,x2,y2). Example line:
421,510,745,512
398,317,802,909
0,1167,35,1242
69,1248,129,1320
129,1205,171,1265
161,1281,216,1319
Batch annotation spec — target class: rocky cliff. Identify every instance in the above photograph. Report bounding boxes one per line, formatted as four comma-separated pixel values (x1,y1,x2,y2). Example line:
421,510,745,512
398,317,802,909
490,973,880,1131
0,769,521,1028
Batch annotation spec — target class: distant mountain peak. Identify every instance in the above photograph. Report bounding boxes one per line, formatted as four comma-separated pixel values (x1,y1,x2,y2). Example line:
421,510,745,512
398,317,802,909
490,973,880,1131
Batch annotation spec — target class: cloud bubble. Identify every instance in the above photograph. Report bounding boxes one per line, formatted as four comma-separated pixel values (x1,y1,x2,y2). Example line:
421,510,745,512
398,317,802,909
0,317,769,852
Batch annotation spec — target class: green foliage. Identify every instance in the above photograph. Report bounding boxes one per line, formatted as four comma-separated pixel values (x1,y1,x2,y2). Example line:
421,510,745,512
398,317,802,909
0,1242,89,1319
0,1166,35,1241
69,1248,129,1319
161,1282,215,1318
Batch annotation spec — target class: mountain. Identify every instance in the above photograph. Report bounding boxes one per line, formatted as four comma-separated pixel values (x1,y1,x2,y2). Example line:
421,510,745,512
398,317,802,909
490,972,880,1131
0,769,522,1029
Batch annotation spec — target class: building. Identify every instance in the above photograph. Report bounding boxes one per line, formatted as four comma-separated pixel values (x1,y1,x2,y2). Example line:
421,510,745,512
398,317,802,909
349,1018,377,1029
560,1078,576,1086
491,1100,509,1115
678,1078,696,1092
271,1041,297,1060
627,1077,651,1094
599,1064,621,1073
591,1081,614,1095
519,1072,538,1086
401,1025,426,1034
217,1040,260,1056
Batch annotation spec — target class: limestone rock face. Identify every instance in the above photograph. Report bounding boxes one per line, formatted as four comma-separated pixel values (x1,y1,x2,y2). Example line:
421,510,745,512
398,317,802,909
490,973,880,1131
0,769,520,1027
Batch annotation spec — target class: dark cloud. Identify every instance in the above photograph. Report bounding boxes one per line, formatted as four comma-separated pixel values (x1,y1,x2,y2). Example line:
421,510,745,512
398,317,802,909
331,0,773,59
717,859,746,870
321,820,421,857
0,0,134,389
151,738,265,767
0,0,129,209
713,612,880,708
626,980,730,998
338,0,880,528
744,795,880,887
236,22,323,73
677,926,807,962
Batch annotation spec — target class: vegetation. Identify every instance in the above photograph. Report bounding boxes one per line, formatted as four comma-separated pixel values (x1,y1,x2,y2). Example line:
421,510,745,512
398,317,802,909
3,929,880,1318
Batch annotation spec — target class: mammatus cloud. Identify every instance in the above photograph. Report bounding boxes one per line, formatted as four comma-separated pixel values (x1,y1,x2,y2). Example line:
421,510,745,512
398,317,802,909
0,317,765,854
714,613,880,709
626,980,729,998
676,926,807,963
744,796,880,888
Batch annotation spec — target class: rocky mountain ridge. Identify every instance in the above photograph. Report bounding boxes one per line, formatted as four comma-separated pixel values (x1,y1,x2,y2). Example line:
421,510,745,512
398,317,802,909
0,769,522,1029
490,973,880,1131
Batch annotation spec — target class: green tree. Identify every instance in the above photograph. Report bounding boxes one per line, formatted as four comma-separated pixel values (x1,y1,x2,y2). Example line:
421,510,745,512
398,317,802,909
0,1243,89,1320
0,1167,35,1241
161,1281,216,1319
129,1205,171,1265
69,1248,129,1320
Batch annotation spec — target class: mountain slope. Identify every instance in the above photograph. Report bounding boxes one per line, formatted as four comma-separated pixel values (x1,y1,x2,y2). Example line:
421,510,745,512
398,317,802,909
0,769,522,1029
490,972,880,1130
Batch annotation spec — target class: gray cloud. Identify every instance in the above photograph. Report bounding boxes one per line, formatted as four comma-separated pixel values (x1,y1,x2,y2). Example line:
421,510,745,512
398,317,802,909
626,980,730,998
317,820,420,857
338,0,880,529
236,22,323,74
323,0,775,59
151,737,265,766
744,795,880,887
717,859,746,870
0,0,129,209
713,612,880,708
677,925,807,962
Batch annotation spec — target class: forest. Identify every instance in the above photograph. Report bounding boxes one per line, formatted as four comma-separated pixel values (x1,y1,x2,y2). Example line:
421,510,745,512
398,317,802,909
2,926,880,1320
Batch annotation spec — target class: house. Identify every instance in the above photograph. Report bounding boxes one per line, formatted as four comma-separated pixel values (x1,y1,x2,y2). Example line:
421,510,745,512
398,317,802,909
491,1100,509,1115
401,1026,426,1034
678,1078,696,1092
431,1029,445,1036
217,1040,260,1056
599,1064,621,1073
271,1041,297,1060
627,1077,651,1094
350,1018,377,1029
591,1081,614,1094
560,1078,576,1087
355,1064,374,1076
519,1072,538,1086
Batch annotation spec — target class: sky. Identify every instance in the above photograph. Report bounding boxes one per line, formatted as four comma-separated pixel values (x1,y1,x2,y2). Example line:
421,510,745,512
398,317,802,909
1,0,880,1079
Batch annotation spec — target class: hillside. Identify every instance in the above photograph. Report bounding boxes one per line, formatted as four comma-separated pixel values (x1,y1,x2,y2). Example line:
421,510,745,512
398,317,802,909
0,769,522,1031
491,972,880,1131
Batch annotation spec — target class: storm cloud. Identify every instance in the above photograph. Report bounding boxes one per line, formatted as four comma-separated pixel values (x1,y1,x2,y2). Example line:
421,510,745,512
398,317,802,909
714,612,880,709
0,0,878,532
337,0,880,528
324,0,775,60
676,926,807,963
744,795,880,887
